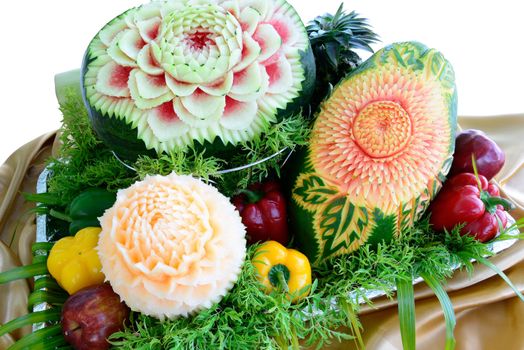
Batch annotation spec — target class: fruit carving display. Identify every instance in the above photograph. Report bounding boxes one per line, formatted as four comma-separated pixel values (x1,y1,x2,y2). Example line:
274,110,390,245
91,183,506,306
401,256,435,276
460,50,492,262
288,41,458,264
2,2,524,350
82,0,315,159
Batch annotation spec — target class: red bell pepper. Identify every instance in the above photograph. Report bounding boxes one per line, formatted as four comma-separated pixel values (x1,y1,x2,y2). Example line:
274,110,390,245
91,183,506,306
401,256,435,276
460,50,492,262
428,173,514,242
232,181,289,245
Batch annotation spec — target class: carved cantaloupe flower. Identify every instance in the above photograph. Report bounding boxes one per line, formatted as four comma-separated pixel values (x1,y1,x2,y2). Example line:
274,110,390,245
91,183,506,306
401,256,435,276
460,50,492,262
97,173,246,319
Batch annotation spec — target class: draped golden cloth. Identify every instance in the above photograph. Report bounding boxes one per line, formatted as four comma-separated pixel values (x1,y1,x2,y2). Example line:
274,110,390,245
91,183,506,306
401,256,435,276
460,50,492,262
1,115,523,350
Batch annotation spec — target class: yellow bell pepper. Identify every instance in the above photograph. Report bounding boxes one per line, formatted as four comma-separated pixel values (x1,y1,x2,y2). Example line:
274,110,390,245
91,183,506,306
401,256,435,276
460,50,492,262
47,227,105,295
252,240,312,302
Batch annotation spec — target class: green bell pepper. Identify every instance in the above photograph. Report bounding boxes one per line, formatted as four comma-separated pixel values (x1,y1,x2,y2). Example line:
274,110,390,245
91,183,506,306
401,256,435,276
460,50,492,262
51,188,116,234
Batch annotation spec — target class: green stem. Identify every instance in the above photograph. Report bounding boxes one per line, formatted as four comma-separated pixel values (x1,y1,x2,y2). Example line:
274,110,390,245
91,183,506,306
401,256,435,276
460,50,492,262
480,192,516,213
277,270,289,293
48,209,73,223
27,290,67,310
236,189,263,203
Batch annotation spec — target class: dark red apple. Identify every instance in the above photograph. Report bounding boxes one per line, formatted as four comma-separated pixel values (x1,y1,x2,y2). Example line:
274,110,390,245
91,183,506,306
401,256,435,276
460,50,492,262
61,283,130,350
449,129,505,180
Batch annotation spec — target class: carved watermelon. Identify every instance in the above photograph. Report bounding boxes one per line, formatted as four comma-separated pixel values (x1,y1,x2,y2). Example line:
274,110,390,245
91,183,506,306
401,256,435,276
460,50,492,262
81,0,315,159
288,42,457,265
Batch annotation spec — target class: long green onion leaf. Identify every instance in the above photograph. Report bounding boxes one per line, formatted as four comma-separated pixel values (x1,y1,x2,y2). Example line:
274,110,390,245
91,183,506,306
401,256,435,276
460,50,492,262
0,262,48,285
396,277,416,350
34,276,65,294
420,272,456,350
7,324,62,350
27,290,67,310
0,309,61,337
470,254,524,302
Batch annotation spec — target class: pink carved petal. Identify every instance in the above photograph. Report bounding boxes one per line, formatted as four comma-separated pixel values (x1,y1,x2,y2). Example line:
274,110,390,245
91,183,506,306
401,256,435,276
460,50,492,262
136,17,161,43
268,15,298,47
252,23,281,62
180,89,226,119
136,44,163,75
230,62,262,96
95,61,132,97
135,70,169,99
99,20,129,47
238,0,270,19
107,32,138,67
239,7,261,35
220,96,258,130
233,33,261,73
148,101,189,140
119,29,147,60
165,74,198,97
173,97,222,127
264,56,293,94
200,71,234,96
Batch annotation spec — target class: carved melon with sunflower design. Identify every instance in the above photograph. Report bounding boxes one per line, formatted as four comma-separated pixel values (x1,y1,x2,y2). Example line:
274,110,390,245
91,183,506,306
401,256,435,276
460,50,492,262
288,41,457,265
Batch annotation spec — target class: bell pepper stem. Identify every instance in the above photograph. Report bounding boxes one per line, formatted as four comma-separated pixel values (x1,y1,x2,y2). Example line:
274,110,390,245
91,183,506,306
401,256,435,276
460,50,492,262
277,269,289,293
236,189,264,204
480,192,516,213
48,209,73,223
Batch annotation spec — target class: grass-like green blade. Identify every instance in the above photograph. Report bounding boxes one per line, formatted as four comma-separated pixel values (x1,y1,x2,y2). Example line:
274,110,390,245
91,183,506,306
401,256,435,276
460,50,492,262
0,262,48,285
473,255,524,302
0,309,61,337
396,277,416,350
27,290,67,310
7,324,62,350
420,272,456,350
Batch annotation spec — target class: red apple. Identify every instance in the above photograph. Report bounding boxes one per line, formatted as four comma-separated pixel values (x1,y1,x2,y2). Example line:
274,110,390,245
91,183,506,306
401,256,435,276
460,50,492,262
61,283,130,350
449,129,505,180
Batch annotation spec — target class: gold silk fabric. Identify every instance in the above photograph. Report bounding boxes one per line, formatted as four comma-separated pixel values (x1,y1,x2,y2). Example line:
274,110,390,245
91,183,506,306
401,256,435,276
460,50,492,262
0,115,523,349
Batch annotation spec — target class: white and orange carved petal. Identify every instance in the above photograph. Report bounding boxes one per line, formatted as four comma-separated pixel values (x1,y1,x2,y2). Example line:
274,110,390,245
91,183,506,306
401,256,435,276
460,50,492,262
239,6,261,35
118,29,147,61
107,32,138,67
233,33,261,73
99,20,129,47
134,69,169,99
264,56,293,94
180,89,226,119
136,16,161,43
147,102,190,141
200,71,234,96
219,96,258,130
95,61,132,97
238,0,270,19
128,69,173,109
252,23,282,62
165,73,198,97
230,62,262,96
136,44,164,75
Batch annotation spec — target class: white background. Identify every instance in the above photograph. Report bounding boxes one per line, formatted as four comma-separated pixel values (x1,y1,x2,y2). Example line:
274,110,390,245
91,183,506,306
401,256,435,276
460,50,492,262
0,0,523,164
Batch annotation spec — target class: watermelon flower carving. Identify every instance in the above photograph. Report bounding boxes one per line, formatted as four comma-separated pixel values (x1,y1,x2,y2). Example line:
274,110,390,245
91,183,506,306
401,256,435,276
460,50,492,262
83,0,314,156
